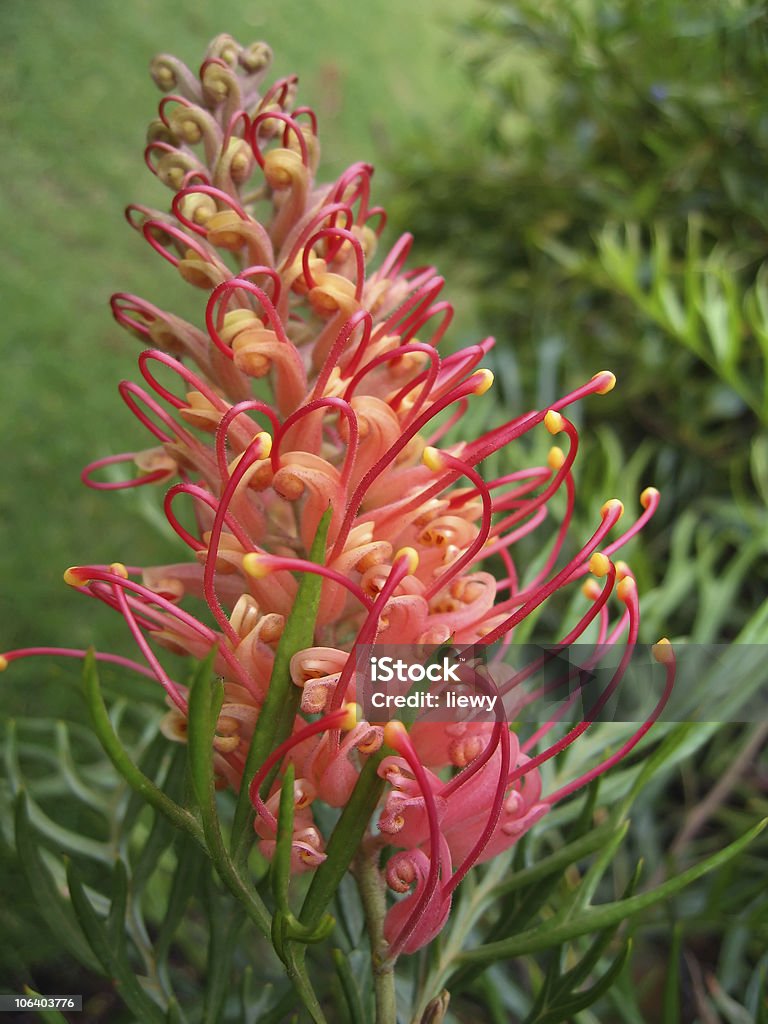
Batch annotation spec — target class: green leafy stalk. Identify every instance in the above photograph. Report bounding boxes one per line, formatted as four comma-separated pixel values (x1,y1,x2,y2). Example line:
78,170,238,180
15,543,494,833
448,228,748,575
266,762,333,1024
231,507,332,863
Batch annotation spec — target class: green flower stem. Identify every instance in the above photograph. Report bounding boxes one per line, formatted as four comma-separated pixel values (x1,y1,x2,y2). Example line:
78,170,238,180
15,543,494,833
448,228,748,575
457,817,767,965
354,849,397,1024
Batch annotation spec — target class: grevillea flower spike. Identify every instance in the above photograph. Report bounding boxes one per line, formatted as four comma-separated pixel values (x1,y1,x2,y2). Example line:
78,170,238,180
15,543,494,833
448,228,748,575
2,35,674,958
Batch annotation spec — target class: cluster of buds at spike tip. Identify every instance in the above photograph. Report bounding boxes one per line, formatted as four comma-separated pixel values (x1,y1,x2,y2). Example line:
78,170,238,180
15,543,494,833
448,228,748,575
3,36,675,957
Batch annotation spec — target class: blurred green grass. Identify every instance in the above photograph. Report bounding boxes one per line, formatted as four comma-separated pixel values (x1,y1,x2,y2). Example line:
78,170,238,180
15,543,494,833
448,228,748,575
0,0,471,716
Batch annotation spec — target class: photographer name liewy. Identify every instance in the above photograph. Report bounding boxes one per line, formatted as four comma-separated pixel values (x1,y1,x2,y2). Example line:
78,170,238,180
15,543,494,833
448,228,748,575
367,656,499,713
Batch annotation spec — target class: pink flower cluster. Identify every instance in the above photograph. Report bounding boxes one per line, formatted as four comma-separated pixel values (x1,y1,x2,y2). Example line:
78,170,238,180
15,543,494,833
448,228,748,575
3,36,674,955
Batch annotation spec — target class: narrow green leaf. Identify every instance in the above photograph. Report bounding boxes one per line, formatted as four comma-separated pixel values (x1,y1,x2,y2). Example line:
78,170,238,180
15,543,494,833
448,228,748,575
165,997,185,1024
526,950,564,1022
5,720,110,863
106,858,129,958
131,792,181,895
334,874,365,948
154,831,204,966
202,870,242,1024
534,940,632,1024
13,793,101,973
700,273,734,366
556,820,630,920
449,822,628,995
458,818,767,965
54,722,109,812
82,652,202,842
497,820,620,897
662,922,683,1024
122,730,178,836
683,213,704,349
333,948,368,1024
186,648,224,815
282,946,329,1024
255,988,305,1024
573,779,600,834
154,831,205,967
656,281,686,337
19,988,69,1024
185,650,271,937
272,762,296,915
65,858,166,1024
300,753,386,930
554,860,641,1002
231,508,332,863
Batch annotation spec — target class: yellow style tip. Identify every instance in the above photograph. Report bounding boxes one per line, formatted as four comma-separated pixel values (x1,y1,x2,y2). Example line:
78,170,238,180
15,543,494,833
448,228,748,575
109,562,129,579
242,553,272,578
544,410,564,435
588,552,612,578
394,547,419,574
471,368,494,395
547,446,566,471
340,703,360,731
601,498,624,520
422,446,444,472
640,486,660,509
383,719,407,749
0,655,8,672
652,637,674,664
254,431,273,457
617,576,637,603
63,566,84,587
592,370,617,394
